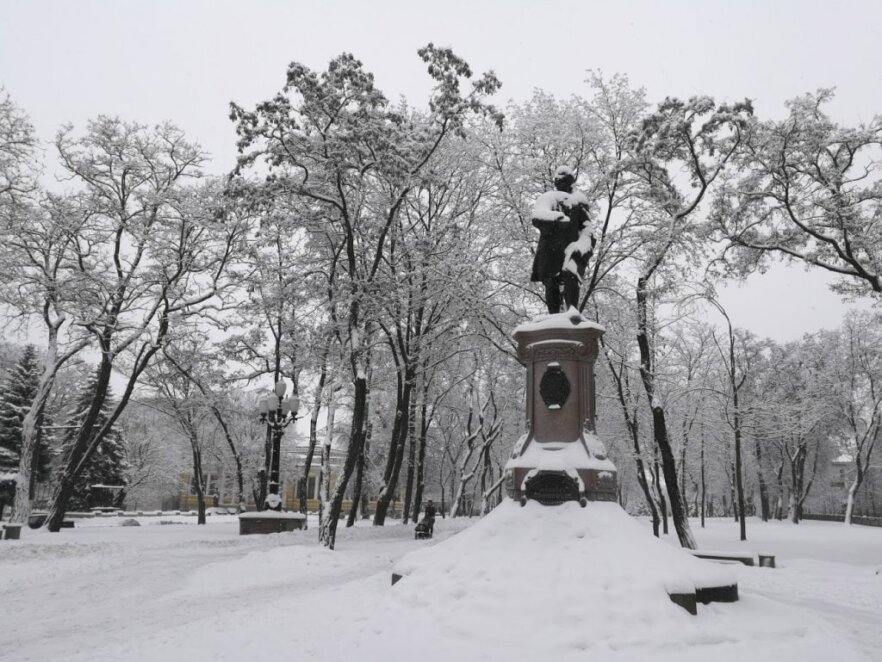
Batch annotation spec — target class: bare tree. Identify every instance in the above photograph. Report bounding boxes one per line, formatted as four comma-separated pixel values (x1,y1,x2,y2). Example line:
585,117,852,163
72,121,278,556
41,120,244,531
596,299,661,535
231,46,502,549
142,344,220,525
827,313,882,524
448,374,505,518
696,296,752,540
0,88,38,204
714,90,882,299
625,96,752,548
754,341,831,524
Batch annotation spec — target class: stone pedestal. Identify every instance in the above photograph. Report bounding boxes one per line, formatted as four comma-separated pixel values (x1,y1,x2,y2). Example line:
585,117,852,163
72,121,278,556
505,311,617,504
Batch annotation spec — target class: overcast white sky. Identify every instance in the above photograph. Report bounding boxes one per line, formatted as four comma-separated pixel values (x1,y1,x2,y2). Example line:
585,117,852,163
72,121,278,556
1,0,879,342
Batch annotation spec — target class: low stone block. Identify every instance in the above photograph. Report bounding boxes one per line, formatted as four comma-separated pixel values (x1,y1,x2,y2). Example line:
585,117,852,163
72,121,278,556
238,512,306,535
668,592,697,615
696,584,739,604
2,523,22,540
758,554,776,568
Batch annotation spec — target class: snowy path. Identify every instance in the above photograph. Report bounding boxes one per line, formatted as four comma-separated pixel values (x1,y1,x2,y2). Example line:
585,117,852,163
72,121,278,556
3,540,256,661
669,518,882,662
737,562,882,661
0,518,465,662
755,587,882,659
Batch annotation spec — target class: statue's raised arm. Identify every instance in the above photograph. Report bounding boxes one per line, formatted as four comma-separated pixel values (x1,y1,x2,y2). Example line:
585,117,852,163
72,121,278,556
530,166,595,314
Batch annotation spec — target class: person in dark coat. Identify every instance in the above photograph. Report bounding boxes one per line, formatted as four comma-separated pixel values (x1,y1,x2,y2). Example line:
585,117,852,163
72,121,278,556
530,166,595,314
424,500,437,534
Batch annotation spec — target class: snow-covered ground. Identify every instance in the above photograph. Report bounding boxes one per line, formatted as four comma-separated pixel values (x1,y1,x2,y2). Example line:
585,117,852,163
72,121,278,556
662,515,882,660
0,506,879,662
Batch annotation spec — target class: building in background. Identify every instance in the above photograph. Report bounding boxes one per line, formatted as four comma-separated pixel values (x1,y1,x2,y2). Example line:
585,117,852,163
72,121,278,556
805,457,882,518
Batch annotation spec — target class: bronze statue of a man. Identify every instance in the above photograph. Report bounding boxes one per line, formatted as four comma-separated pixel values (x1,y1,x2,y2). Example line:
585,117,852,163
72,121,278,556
530,166,595,314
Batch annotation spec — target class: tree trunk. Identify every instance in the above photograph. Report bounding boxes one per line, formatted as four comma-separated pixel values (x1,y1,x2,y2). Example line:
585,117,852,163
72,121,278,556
734,421,746,539
346,439,366,528
209,407,245,512
44,352,114,531
319,440,331,528
373,366,414,525
257,425,272,510
649,408,694,546
191,442,206,525
639,457,661,537
46,307,173,531
450,443,478,518
678,419,689,513
347,370,373,528
451,466,469,518
321,373,368,549
787,475,799,524
726,325,747,540
11,411,40,524
27,410,45,501
636,276,695,548
788,446,806,524
451,429,498,517
300,341,330,517
318,379,337,539
481,469,504,514
774,457,785,520
754,438,770,522
411,392,429,523
728,462,737,521
401,395,417,524
796,440,820,523
320,318,372,549
700,424,707,528
653,461,669,536
844,461,863,525
603,346,660,536
10,320,86,524
634,437,657,529
298,400,321,518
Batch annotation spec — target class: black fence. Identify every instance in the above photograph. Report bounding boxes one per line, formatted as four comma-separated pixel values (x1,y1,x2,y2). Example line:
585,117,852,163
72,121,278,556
801,513,882,527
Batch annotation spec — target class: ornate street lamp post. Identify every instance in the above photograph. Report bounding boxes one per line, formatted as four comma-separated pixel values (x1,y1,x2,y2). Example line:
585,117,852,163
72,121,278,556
257,380,299,511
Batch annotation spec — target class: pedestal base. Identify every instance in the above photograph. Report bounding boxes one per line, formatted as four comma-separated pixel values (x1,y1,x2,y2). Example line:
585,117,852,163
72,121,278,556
505,436,617,505
509,466,618,505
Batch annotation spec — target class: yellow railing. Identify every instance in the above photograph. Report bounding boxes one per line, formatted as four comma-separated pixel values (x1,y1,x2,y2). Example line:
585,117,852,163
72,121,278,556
177,494,408,517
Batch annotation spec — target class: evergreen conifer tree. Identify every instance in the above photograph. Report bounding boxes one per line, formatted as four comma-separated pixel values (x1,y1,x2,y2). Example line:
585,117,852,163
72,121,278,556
0,345,52,517
59,370,129,511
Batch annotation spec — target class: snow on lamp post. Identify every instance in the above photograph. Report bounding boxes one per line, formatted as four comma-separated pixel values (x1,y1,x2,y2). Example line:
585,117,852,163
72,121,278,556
257,380,299,511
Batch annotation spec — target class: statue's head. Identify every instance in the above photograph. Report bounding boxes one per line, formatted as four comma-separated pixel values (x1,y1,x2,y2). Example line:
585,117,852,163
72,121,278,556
553,165,575,192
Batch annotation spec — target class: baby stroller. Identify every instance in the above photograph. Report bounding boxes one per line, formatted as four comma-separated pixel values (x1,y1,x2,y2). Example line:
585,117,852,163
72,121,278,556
414,515,434,540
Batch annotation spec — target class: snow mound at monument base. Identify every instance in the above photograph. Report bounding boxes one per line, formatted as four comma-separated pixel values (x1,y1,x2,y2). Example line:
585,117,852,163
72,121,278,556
382,499,862,662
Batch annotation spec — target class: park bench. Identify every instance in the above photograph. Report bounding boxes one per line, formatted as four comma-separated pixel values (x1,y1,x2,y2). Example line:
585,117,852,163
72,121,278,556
690,550,776,568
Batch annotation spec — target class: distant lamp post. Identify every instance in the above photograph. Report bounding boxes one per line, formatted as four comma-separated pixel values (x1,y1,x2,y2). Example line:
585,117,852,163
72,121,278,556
258,380,299,511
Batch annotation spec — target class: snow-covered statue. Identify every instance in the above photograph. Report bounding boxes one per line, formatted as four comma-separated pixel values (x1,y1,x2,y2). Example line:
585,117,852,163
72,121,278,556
530,166,596,314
